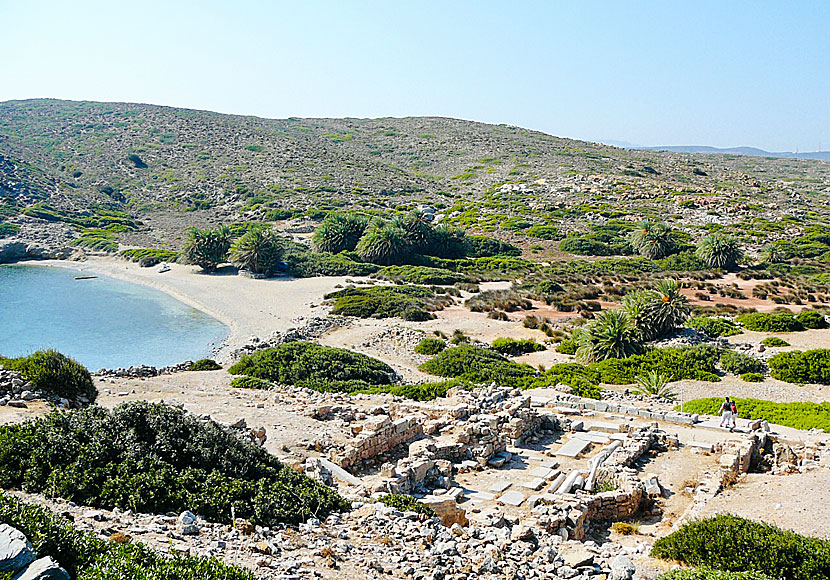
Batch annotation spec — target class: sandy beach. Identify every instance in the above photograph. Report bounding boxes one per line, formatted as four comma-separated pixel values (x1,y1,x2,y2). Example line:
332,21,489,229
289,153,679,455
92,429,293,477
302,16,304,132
28,257,358,361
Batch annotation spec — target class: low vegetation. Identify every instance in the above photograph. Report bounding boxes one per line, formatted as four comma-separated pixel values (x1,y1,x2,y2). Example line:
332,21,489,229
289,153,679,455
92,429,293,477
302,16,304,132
687,316,742,338
377,494,436,517
189,358,222,371
736,311,804,332
372,265,469,285
229,227,285,275
0,492,259,580
491,338,546,356
120,247,180,267
760,336,789,347
651,514,830,580
414,337,446,355
181,225,231,272
719,350,766,375
0,402,348,527
768,349,830,384
677,397,830,431
325,285,453,320
0,349,96,402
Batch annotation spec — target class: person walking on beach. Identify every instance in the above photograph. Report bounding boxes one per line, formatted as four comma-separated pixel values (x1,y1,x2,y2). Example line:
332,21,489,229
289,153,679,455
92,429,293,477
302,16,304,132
718,397,733,428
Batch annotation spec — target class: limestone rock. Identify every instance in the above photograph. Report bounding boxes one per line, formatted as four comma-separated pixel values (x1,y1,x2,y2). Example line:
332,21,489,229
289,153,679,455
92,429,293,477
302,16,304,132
10,556,70,580
0,524,36,573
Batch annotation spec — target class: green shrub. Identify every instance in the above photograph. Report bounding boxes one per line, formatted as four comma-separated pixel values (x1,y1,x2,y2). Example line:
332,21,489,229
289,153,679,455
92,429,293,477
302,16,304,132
736,312,803,332
768,349,830,384
687,316,742,338
373,265,468,285
526,225,561,240
622,279,690,340
629,220,677,259
377,494,436,517
355,223,410,265
719,350,766,375
696,234,743,271
465,289,531,312
590,345,721,384
0,350,96,402
576,309,643,362
284,248,379,277
414,338,446,355
468,235,521,257
230,376,271,389
326,285,451,320
676,397,830,431
657,569,775,580
796,310,828,329
0,491,259,579
741,372,764,382
522,363,602,399
189,358,222,371
651,514,830,580
0,403,348,527
182,226,231,272
760,337,789,347
229,342,395,387
0,222,20,238
120,248,180,265
491,338,546,356
312,213,368,253
555,335,579,355
419,345,535,387
560,236,616,256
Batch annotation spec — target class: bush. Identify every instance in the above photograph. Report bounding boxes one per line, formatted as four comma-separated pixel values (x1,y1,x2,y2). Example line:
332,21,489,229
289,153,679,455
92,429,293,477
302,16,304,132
0,222,20,238
0,350,96,402
284,247,379,277
419,345,535,387
521,363,602,399
229,228,285,275
325,285,451,320
676,397,830,431
687,316,742,338
768,349,830,384
611,522,636,535
555,335,579,355
312,213,368,253
189,358,222,371
796,309,828,329
591,345,721,384
468,235,521,257
629,220,677,259
465,289,531,312
120,248,180,265
414,338,446,355
230,376,271,389
229,342,395,387
377,494,436,517
373,265,468,285
182,226,231,272
736,312,804,332
760,337,789,347
651,514,830,580
491,338,546,356
0,403,348,527
355,223,410,265
719,350,766,375
0,492,259,580
741,372,764,382
560,236,616,256
657,569,775,580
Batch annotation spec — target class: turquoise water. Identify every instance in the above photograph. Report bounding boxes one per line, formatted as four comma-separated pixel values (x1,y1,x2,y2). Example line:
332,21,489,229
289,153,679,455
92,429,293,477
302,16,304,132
0,264,228,370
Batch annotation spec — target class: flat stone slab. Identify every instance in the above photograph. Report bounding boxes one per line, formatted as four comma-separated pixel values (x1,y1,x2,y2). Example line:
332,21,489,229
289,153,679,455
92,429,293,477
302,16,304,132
572,432,611,444
556,438,592,458
489,480,512,493
317,458,364,487
464,490,495,501
589,421,622,433
540,460,559,469
554,407,582,415
519,477,547,491
498,490,526,506
529,467,556,479
0,524,36,574
530,396,551,407
609,432,630,441
686,441,715,452
12,557,69,580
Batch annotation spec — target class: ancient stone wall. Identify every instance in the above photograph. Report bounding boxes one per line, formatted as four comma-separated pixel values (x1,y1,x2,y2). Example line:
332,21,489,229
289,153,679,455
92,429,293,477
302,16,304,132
338,415,423,470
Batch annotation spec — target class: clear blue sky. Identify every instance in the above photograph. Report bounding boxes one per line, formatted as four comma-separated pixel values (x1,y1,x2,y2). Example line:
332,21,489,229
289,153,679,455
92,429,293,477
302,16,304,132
2,0,828,152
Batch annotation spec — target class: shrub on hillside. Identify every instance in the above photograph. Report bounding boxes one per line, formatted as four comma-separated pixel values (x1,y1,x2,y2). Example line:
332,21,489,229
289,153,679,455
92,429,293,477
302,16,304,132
0,350,96,402
414,337,446,355
419,345,535,387
590,345,721,384
355,223,410,265
719,350,766,375
0,403,348,526
629,220,677,259
676,397,830,431
651,514,830,580
372,265,468,285
120,247,180,266
687,316,742,338
230,228,285,275
795,309,828,329
465,289,531,313
229,341,395,387
768,349,830,384
230,376,271,389
189,358,222,371
657,569,775,580
576,309,643,362
736,312,803,332
0,492,259,580
695,234,743,271
312,213,368,254
741,372,764,382
326,285,451,320
760,336,789,347
377,494,436,517
491,338,546,356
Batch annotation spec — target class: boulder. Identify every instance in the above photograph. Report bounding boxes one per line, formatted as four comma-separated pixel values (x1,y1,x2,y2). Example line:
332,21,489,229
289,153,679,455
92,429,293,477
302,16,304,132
10,556,69,580
610,554,636,580
0,524,36,573
419,496,467,527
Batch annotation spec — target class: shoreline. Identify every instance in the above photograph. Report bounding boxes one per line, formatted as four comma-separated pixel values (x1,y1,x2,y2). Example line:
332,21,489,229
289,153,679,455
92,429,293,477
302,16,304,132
15,257,354,362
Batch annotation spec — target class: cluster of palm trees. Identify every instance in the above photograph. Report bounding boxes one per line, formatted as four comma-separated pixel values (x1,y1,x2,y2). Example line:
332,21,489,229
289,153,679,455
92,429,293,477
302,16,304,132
182,225,285,275
312,210,470,265
576,278,691,362
629,220,744,271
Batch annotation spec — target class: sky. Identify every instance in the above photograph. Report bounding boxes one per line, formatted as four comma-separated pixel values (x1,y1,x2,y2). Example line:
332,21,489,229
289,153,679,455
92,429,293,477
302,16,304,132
2,1,829,152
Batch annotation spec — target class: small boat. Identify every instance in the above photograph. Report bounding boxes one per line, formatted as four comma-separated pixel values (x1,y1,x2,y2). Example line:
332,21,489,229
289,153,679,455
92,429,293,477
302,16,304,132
158,263,171,273
74,275,97,280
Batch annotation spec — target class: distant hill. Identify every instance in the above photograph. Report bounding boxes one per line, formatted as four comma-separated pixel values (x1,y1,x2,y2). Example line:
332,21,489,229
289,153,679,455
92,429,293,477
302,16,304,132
643,145,830,161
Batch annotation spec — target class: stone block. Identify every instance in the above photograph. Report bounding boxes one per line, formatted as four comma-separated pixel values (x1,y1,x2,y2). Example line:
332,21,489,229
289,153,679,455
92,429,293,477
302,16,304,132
0,524,36,574
498,490,526,506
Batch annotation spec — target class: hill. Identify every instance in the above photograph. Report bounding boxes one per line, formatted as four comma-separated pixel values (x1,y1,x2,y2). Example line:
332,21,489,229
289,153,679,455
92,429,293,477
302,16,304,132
645,145,830,161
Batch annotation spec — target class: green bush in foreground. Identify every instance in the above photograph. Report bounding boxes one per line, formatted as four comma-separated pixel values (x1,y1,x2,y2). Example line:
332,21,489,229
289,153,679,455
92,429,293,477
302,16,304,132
736,312,803,333
687,316,742,338
796,309,828,329
657,569,774,580
760,336,789,347
676,397,830,431
768,349,830,384
741,372,764,382
0,349,96,402
229,341,395,386
377,494,435,517
189,358,222,371
414,337,446,355
491,338,546,356
230,376,272,389
0,403,348,527
651,514,830,580
0,491,257,580
591,345,721,384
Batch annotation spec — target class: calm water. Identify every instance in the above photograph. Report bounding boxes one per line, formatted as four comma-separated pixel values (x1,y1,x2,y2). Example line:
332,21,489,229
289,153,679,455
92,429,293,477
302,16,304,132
0,264,228,370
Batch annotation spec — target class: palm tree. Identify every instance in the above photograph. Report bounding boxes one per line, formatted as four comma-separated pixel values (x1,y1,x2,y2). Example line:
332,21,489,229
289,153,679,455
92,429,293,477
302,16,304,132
355,223,409,265
696,234,743,270
577,309,643,362
181,225,231,272
645,279,691,337
632,370,677,400
629,221,676,259
760,242,786,264
312,213,368,254
393,210,433,254
230,228,285,275
428,225,471,259
622,289,654,340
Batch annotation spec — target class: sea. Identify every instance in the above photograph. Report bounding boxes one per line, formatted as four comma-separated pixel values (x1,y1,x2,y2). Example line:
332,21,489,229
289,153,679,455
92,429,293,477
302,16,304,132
0,263,229,370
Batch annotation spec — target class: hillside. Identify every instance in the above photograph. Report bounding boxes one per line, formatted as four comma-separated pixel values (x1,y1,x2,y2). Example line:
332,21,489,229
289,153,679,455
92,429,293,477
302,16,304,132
1,98,829,255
